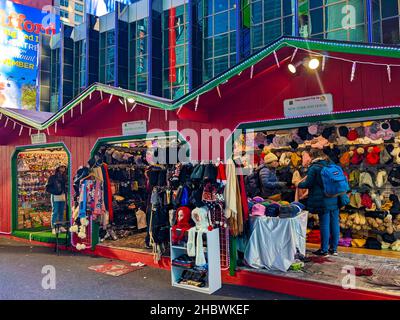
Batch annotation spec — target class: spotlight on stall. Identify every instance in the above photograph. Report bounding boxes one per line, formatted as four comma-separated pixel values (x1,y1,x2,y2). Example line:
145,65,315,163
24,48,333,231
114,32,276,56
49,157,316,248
307,58,320,70
287,61,303,74
127,97,135,104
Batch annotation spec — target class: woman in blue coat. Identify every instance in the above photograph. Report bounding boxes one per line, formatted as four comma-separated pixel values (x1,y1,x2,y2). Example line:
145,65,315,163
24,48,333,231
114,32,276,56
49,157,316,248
296,149,339,256
258,151,286,198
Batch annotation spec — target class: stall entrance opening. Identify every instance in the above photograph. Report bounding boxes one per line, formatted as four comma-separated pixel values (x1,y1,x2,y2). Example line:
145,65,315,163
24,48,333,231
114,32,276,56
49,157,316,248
11,144,70,243
88,133,190,254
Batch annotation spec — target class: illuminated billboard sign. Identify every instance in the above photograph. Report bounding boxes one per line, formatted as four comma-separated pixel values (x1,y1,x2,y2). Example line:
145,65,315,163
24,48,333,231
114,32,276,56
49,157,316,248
86,0,134,17
0,1,59,110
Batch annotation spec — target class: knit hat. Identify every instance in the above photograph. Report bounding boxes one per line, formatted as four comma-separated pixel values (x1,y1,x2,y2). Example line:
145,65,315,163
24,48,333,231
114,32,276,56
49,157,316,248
264,151,278,164
339,151,351,167
350,193,362,208
365,146,381,165
290,152,302,167
347,129,358,141
359,172,374,188
350,147,364,165
390,119,400,132
252,203,266,216
302,151,312,167
338,126,349,137
376,170,388,188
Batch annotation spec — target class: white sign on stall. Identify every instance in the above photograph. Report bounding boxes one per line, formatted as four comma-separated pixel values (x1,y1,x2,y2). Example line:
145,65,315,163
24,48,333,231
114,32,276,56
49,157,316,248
122,120,147,136
31,133,47,145
284,94,333,118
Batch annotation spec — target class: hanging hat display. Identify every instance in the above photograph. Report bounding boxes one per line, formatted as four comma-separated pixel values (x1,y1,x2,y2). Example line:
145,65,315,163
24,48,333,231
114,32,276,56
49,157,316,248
297,127,309,141
355,126,366,138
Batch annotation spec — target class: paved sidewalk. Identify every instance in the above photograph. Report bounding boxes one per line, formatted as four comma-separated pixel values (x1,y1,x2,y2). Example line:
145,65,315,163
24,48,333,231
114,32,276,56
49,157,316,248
0,237,301,300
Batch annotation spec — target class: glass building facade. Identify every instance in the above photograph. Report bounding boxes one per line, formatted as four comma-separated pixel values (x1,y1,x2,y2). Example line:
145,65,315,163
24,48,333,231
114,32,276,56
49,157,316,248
250,0,297,53
38,0,400,112
372,0,400,44
200,0,238,81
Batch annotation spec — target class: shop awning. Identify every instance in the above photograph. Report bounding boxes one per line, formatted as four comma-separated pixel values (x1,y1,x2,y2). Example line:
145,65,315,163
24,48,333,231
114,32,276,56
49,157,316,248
1,36,400,133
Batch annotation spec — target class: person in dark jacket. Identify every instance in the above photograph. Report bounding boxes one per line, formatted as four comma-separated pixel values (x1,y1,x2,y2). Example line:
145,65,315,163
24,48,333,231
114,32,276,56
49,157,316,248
259,151,286,198
296,149,339,256
46,165,68,234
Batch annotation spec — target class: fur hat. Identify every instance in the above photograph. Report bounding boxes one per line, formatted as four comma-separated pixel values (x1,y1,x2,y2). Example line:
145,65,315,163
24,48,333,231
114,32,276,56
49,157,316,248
391,146,400,164
310,136,329,149
322,126,335,140
355,126,366,138
266,134,275,144
369,122,380,134
308,124,319,135
376,170,388,188
359,172,374,189
297,127,309,141
390,119,400,132
279,152,292,166
338,126,349,137
349,193,362,208
349,170,360,188
264,151,279,164
365,146,381,165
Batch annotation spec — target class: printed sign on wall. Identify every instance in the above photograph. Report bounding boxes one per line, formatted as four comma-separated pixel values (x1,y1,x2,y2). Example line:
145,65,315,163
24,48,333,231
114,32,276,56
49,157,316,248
284,94,333,118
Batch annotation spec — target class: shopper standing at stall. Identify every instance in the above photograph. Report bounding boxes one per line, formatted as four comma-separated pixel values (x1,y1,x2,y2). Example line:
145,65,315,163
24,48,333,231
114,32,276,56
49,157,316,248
259,151,286,200
296,150,340,257
46,165,68,234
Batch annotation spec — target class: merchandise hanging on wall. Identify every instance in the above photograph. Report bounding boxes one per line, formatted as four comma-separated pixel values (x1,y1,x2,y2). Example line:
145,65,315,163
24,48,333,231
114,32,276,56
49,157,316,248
235,118,400,254
16,148,68,230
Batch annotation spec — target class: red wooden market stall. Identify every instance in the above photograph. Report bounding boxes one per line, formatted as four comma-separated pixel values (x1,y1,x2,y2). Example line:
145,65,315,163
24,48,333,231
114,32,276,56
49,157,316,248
1,37,400,299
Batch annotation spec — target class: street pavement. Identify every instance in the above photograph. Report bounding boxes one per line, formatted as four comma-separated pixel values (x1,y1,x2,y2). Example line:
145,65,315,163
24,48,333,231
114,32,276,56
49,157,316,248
0,237,301,300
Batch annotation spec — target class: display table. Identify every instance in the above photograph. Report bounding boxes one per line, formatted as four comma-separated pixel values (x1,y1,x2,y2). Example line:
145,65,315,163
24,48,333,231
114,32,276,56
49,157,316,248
244,211,308,272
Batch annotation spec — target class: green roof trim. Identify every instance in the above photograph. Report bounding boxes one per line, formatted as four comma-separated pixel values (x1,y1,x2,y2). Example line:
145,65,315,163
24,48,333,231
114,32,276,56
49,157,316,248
2,37,400,131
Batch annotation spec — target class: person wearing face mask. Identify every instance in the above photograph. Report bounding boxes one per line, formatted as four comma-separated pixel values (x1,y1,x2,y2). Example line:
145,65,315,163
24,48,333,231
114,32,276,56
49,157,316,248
258,151,286,199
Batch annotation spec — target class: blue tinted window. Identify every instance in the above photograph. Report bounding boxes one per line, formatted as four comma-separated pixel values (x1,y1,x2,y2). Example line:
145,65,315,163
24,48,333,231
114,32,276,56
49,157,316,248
214,11,229,34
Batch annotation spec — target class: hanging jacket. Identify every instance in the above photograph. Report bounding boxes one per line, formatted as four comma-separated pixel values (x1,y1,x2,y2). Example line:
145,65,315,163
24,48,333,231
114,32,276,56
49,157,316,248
298,159,338,213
